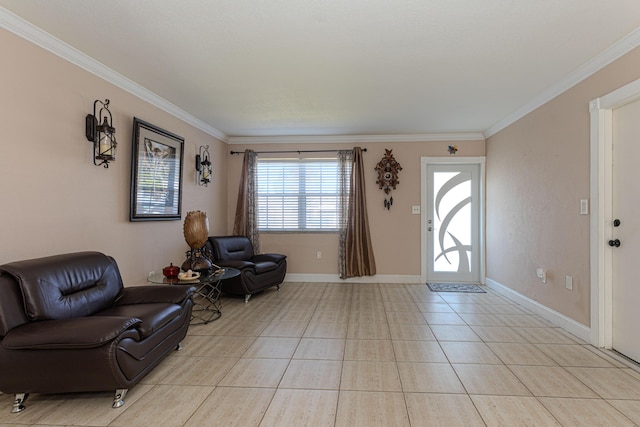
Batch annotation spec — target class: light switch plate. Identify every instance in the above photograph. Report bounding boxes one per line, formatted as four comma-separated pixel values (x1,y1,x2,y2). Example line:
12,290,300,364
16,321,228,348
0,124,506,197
580,199,589,215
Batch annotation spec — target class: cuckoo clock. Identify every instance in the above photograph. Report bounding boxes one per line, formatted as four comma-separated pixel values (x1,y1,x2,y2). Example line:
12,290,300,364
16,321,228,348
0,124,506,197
374,149,402,210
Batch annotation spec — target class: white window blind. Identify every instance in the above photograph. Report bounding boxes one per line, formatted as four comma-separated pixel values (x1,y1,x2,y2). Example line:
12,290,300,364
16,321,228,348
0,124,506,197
257,158,345,231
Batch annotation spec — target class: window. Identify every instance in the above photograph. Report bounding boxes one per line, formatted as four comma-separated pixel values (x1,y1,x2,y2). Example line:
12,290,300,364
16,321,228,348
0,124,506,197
257,158,347,231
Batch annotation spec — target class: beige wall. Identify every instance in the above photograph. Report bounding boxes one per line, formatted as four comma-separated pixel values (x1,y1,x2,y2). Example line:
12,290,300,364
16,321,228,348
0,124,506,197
7,15,639,328
226,140,485,276
0,29,227,285
486,46,640,326
1,27,486,285
10,10,634,326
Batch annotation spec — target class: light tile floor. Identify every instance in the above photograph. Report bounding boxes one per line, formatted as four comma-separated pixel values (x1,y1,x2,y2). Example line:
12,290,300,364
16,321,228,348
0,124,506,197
2,282,640,426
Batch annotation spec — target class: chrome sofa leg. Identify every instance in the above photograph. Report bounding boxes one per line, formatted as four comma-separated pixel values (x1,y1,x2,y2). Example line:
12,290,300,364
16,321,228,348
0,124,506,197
11,393,28,413
244,294,251,303
112,389,128,408
176,342,183,351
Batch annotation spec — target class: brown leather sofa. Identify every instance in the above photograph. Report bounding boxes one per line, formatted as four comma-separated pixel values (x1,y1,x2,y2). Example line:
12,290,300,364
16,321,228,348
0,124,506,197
206,236,286,302
0,251,194,413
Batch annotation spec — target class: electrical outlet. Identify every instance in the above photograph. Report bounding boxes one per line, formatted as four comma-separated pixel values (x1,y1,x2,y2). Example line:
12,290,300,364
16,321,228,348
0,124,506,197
316,251,322,259
148,271,155,278
566,275,573,290
412,205,421,214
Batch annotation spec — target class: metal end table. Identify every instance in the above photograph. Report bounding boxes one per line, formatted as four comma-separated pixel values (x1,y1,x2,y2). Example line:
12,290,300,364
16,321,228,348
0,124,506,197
148,267,240,324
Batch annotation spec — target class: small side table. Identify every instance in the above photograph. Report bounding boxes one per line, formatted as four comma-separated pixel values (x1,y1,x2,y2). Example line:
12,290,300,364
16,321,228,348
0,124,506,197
148,268,240,324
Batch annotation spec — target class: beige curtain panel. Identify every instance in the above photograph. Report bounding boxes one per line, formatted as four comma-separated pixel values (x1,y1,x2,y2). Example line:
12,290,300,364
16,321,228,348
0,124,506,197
344,147,376,278
233,149,260,253
338,149,353,279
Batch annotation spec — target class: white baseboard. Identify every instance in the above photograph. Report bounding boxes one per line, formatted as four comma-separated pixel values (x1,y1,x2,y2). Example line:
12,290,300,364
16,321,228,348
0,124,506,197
284,273,423,284
485,277,591,342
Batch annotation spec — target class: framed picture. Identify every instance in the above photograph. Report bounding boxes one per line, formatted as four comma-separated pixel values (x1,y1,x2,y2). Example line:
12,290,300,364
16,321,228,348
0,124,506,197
130,118,184,221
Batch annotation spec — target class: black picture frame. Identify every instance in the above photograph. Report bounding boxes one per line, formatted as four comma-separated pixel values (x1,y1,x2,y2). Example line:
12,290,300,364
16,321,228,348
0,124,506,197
130,118,184,221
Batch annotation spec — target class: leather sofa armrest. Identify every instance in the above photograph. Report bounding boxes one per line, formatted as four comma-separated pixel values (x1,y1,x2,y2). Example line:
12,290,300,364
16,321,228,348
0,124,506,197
215,260,255,270
114,285,195,306
2,316,141,350
252,254,286,263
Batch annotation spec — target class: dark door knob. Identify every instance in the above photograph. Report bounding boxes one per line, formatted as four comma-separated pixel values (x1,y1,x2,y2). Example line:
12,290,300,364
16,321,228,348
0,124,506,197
614,219,621,227
609,239,621,247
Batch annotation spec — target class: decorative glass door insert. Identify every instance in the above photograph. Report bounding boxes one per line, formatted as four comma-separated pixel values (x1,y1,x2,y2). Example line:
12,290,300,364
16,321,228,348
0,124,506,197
425,163,481,283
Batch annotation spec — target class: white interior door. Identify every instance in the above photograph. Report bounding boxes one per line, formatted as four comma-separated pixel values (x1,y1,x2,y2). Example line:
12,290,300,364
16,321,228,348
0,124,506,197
611,98,640,362
423,160,482,284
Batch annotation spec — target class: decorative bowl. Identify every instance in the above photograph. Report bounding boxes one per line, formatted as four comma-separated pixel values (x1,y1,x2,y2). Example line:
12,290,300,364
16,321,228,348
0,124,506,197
178,271,201,281
162,263,180,278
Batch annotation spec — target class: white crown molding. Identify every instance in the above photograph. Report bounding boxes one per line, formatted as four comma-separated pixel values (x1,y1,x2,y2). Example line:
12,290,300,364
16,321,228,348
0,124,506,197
0,7,483,146
0,7,228,142
8,4,637,145
228,133,485,145
484,27,640,139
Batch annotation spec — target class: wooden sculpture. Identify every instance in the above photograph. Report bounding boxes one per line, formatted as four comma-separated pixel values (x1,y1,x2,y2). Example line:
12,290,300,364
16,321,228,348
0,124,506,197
181,210,212,272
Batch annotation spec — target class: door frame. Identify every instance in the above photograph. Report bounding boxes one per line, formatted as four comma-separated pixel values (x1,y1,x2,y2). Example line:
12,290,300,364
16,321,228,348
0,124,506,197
420,157,486,285
589,78,640,348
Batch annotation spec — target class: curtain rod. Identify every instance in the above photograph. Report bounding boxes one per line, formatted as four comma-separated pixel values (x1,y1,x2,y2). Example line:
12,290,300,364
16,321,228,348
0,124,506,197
230,148,367,155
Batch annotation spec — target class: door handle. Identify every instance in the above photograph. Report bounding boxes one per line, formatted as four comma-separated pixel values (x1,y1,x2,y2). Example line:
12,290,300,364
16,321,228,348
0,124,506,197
609,239,621,247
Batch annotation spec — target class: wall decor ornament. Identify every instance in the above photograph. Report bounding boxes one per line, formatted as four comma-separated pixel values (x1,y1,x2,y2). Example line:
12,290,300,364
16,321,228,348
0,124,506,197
448,145,458,155
181,210,213,272
374,149,402,210
85,98,117,168
130,118,184,221
195,145,212,186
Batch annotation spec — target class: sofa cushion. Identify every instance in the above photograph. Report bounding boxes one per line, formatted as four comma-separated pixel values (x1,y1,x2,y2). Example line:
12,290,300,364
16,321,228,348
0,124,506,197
210,236,254,261
2,316,141,350
98,303,182,339
113,285,195,306
214,260,255,270
252,254,286,264
0,252,123,321
253,261,278,274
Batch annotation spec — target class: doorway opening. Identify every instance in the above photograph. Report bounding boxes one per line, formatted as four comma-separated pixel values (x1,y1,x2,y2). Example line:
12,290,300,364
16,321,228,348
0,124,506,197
589,78,640,353
421,157,485,285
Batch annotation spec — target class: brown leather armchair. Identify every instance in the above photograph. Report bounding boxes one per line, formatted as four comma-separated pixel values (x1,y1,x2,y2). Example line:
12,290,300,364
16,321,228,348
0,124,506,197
0,252,194,413
206,236,286,302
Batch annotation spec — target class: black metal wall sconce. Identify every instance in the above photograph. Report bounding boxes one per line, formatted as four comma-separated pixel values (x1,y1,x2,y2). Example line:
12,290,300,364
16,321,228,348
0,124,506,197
85,99,117,168
195,145,212,186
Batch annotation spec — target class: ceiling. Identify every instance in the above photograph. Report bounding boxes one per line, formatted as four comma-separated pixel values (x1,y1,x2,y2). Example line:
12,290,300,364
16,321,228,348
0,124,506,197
2,1,640,141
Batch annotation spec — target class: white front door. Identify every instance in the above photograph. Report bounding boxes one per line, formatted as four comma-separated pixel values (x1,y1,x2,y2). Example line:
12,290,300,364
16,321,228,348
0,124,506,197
422,159,483,284
611,98,640,362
